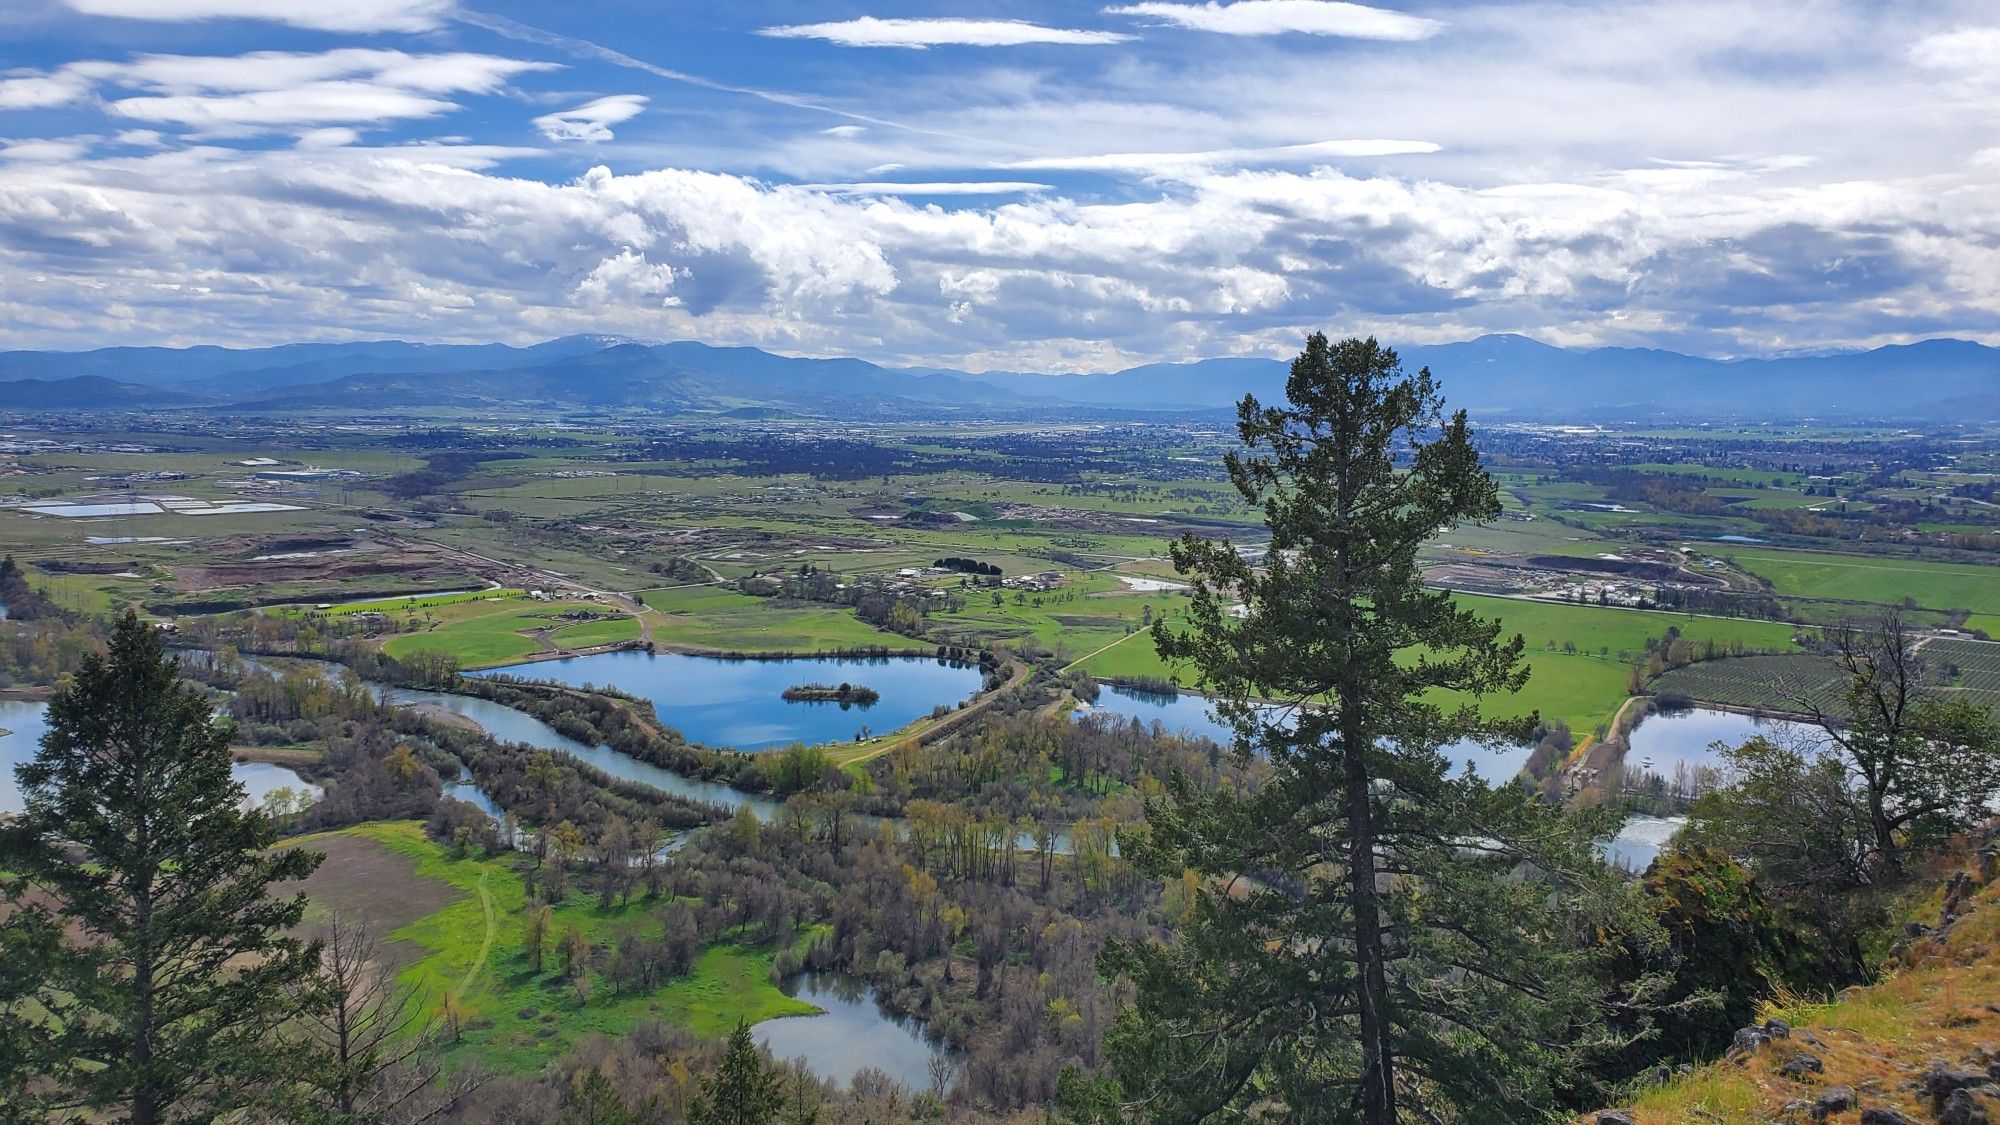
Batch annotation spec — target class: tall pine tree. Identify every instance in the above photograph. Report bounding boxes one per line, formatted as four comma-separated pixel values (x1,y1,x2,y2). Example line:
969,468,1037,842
1,612,322,1123
1101,336,1635,1122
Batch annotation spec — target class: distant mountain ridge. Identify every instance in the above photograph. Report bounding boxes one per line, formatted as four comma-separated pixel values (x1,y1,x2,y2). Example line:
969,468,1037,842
1,333,1995,420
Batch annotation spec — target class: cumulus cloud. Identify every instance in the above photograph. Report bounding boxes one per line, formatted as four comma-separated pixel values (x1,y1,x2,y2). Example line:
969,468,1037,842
533,94,648,142
63,0,454,33
759,17,1131,49
2,143,1994,365
1104,1,1442,39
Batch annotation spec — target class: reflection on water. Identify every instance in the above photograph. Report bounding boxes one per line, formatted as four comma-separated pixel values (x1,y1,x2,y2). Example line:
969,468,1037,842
755,972,949,1091
390,686,784,819
1077,685,1535,783
2,700,316,814
472,650,982,751
1599,814,1687,872
1623,706,1818,780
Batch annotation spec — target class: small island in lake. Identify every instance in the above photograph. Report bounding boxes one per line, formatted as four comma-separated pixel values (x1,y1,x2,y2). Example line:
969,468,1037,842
781,681,880,706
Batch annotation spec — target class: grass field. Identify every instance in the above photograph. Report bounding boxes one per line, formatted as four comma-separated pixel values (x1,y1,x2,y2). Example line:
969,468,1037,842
641,585,931,653
550,616,642,648
1076,593,1807,735
279,588,521,618
380,596,612,667
294,822,813,1073
1708,546,2000,617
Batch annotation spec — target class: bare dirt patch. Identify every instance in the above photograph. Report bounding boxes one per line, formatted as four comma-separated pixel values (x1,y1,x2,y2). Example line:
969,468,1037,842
278,833,461,968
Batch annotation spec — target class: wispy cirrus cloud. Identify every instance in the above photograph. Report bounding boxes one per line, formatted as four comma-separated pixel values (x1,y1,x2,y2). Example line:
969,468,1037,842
802,180,1051,195
1104,1,1441,40
533,93,647,142
2,49,554,134
758,17,1131,49
1007,138,1440,171
63,0,454,33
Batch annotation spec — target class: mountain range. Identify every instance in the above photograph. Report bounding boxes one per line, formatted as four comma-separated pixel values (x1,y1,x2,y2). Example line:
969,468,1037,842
1,334,1996,420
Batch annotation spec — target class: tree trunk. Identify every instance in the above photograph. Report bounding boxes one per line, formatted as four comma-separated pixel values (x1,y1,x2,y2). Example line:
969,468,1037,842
1343,717,1397,1125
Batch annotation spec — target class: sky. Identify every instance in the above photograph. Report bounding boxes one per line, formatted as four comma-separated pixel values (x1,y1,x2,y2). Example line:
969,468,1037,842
2,0,1998,370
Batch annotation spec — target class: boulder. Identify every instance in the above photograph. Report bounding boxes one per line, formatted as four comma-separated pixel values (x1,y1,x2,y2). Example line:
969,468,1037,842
1593,1111,1635,1125
1733,1026,1770,1055
1780,1053,1827,1080
1860,1109,1919,1124
1940,1088,1990,1125
1812,1086,1857,1119
1924,1062,1991,1113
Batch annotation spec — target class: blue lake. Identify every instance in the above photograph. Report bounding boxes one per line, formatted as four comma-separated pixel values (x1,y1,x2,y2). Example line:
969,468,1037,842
755,973,948,1092
1,700,315,815
471,650,984,751
1078,685,1536,783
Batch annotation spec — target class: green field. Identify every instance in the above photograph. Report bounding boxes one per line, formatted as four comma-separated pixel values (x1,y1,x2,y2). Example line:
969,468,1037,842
550,616,642,648
1078,593,1807,736
380,596,611,667
302,822,813,1073
1709,546,2000,617
281,588,522,617
642,585,931,653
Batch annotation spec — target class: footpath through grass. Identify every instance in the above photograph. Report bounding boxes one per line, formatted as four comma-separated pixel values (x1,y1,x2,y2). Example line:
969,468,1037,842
318,822,814,1072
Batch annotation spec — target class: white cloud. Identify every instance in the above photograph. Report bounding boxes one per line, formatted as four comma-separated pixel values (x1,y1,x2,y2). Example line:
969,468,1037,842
111,84,460,128
0,71,92,109
759,17,1131,49
0,136,94,161
533,94,648,143
63,0,454,33
295,127,358,148
1104,1,1442,39
805,181,1051,195
821,125,865,138
1910,26,2000,77
1007,138,1440,171
3,142,1994,365
9,49,554,135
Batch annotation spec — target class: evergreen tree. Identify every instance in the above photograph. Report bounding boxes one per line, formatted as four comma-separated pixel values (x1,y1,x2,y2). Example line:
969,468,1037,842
1102,336,1636,1122
688,1019,784,1125
0,612,323,1123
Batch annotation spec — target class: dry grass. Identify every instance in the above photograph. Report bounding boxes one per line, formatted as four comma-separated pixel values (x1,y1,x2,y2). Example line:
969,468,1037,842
1610,861,2000,1123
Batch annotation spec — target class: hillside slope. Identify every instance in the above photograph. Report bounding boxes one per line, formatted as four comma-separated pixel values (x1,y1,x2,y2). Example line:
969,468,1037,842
1594,834,2000,1124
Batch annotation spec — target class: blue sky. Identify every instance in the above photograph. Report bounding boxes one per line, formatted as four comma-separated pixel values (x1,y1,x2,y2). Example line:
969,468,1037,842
2,0,1998,368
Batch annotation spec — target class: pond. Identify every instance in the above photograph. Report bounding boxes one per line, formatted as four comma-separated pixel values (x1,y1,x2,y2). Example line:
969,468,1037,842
1623,705,1819,781
1,700,317,815
755,973,950,1092
471,650,984,751
1078,685,1536,783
